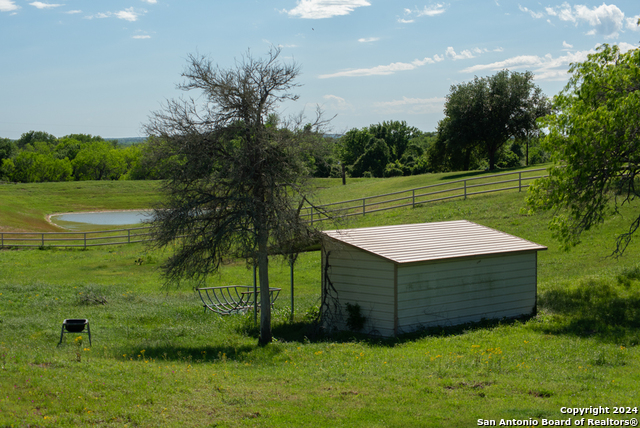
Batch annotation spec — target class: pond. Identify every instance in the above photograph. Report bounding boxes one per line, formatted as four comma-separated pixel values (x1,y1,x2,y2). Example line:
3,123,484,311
49,210,154,230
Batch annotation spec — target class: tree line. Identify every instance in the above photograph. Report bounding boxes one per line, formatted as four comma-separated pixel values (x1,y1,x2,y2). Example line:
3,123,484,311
0,131,187,183
1,72,553,184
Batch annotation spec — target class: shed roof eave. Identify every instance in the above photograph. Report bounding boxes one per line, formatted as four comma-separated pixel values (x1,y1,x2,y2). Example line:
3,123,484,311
322,220,547,264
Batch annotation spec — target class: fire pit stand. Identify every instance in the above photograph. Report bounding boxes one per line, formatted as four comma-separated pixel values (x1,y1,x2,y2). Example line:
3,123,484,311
57,319,91,346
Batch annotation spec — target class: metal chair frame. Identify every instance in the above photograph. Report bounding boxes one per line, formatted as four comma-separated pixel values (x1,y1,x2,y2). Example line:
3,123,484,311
196,285,281,315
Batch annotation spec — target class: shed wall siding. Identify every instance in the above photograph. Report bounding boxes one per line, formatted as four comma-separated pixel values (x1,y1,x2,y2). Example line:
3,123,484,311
323,240,395,336
396,252,537,334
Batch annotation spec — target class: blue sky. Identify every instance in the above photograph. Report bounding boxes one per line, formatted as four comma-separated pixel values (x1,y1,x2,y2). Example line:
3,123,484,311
1,0,638,139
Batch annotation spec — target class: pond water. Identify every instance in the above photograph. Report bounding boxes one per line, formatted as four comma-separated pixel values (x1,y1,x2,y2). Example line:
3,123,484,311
50,210,154,230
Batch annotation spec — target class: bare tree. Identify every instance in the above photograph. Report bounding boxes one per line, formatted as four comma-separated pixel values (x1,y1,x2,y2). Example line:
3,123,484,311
144,47,329,345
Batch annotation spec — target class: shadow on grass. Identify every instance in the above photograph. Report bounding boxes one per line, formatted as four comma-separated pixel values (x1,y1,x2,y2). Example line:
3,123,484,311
440,166,528,182
274,271,640,346
269,314,533,347
534,274,640,345
121,343,264,363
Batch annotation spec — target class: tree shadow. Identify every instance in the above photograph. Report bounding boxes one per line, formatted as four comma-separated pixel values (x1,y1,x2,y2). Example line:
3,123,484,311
438,170,490,181
120,314,291,363
532,276,640,345
439,166,526,181
120,343,264,363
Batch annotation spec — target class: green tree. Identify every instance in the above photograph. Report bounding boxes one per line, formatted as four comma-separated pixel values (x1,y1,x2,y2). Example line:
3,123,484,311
527,44,640,254
351,137,390,178
337,128,373,168
72,141,127,180
1,158,15,181
368,120,420,161
435,70,550,171
338,121,422,177
143,47,328,345
61,133,106,144
16,130,57,149
54,138,84,161
428,117,485,172
10,152,72,182
124,137,184,180
0,138,16,162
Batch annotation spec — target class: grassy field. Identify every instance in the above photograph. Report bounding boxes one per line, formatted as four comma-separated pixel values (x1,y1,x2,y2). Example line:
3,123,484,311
1,171,640,427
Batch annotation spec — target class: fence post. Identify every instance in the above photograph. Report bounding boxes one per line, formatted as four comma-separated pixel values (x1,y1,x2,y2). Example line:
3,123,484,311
519,172,522,192
362,198,366,216
128,229,131,244
253,264,258,324
412,189,415,208
310,208,313,225
42,233,44,247
1,232,3,248
464,180,467,200
84,233,87,249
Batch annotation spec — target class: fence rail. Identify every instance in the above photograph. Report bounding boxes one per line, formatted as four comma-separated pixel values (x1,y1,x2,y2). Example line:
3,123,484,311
1,168,548,248
0,227,152,248
301,168,547,224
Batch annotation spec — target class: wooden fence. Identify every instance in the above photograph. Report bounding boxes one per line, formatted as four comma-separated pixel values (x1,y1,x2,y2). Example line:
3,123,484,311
1,168,547,248
0,226,152,249
301,168,547,224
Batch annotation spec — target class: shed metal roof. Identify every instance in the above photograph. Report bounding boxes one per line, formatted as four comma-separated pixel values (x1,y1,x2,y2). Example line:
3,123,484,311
322,220,547,264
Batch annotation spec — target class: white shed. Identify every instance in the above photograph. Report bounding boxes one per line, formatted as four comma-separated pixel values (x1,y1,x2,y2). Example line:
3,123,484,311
321,220,547,337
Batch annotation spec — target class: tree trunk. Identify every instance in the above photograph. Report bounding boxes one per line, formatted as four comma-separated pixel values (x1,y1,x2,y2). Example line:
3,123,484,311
463,148,472,171
257,225,272,346
488,145,497,170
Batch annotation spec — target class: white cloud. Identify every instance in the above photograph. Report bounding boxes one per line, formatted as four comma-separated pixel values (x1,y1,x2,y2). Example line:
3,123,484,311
373,96,446,115
358,37,379,43
546,2,575,22
141,0,157,3
319,54,444,78
519,5,543,19
400,3,447,22
415,3,447,17
65,9,81,14
433,54,444,62
320,62,419,78
285,0,370,19
445,46,475,60
0,0,19,12
115,7,142,21
86,7,145,22
30,1,63,9
493,47,504,52
626,15,640,31
133,35,151,39
618,42,638,53
324,94,345,102
460,49,602,81
563,40,573,48
546,3,625,38
323,94,352,110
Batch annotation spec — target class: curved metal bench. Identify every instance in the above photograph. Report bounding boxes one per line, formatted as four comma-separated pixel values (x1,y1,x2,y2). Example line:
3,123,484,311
196,285,281,315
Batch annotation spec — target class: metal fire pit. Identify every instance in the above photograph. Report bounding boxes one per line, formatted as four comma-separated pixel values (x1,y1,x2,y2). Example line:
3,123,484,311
58,319,92,346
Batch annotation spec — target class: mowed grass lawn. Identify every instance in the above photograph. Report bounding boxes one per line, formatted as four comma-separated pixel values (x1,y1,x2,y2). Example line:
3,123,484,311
1,171,640,427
